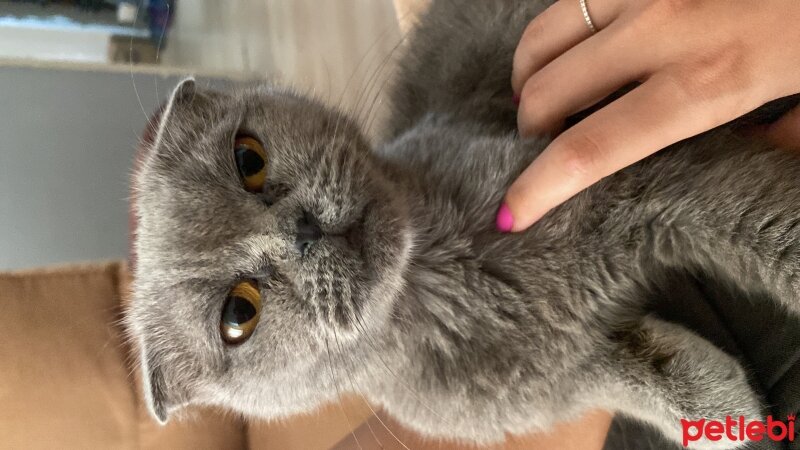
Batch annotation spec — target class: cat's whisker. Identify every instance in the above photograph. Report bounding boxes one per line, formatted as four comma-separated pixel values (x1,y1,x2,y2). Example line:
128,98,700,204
323,338,364,450
321,5,406,129
352,34,409,136
321,61,333,109
129,4,148,122
332,327,406,450
348,3,416,123
331,330,384,449
362,73,398,141
153,3,170,106
351,312,452,427
352,14,416,135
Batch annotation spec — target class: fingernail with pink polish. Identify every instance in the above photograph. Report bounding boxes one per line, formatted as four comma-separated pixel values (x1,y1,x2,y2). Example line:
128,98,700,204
512,94,521,106
496,203,514,233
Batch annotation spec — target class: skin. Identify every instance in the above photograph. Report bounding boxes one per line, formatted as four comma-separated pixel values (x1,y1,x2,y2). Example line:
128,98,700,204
434,0,799,445
389,0,799,446
390,0,608,450
129,2,797,449
393,0,611,443
339,409,612,450
495,1,800,442
504,0,800,231
129,3,610,448
492,0,800,444
392,0,793,447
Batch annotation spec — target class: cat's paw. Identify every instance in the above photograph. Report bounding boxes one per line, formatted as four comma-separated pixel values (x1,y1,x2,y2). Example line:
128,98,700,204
618,317,763,449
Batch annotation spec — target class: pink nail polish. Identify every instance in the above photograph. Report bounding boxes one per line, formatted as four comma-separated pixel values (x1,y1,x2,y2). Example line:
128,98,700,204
496,203,514,233
512,94,521,106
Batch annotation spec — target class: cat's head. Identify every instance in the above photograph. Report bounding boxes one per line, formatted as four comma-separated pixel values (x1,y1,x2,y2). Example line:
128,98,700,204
127,79,412,423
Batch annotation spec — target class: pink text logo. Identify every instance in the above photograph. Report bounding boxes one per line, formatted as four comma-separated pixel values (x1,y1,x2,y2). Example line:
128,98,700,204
681,415,796,447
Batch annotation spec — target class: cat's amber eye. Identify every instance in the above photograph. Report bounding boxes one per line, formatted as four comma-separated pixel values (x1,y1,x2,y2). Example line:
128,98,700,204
221,280,262,345
234,136,267,193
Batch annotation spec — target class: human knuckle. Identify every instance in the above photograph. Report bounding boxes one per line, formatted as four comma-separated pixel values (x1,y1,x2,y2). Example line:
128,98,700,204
658,70,700,104
521,72,547,97
666,47,751,105
513,22,546,88
556,133,607,181
520,16,547,46
697,47,750,90
513,21,546,74
654,0,699,16
519,81,553,129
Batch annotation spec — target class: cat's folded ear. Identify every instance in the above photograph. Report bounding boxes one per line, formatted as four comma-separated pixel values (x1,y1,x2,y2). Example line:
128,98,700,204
146,77,198,151
170,77,197,106
144,361,171,424
140,351,186,425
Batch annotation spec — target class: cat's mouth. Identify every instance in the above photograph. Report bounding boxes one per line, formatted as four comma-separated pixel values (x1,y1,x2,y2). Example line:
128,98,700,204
294,194,404,267
341,205,368,254
287,194,407,333
299,198,372,260
306,205,368,261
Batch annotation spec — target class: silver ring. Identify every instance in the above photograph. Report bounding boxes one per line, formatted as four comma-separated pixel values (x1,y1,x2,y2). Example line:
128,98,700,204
579,0,598,34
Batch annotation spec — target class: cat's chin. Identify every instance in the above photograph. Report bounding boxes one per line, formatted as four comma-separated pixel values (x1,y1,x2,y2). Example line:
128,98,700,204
297,193,411,337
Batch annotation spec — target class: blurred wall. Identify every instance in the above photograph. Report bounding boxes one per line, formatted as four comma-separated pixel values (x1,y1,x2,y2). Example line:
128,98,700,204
0,1,404,270
0,67,194,270
0,26,110,63
161,0,402,136
0,1,128,64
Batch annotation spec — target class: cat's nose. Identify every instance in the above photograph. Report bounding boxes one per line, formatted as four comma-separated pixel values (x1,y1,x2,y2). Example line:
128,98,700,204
295,211,322,256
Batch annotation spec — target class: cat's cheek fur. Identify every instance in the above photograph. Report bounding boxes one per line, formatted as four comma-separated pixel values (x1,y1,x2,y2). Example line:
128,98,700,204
127,0,799,447
127,74,420,424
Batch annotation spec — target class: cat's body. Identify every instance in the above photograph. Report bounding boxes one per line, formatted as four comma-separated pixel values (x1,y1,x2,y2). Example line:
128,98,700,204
128,1,800,448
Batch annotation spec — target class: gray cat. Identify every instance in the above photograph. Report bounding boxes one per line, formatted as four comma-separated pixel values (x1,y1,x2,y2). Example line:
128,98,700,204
126,0,800,448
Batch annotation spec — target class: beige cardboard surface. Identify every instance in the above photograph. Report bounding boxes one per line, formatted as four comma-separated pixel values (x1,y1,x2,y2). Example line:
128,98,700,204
0,262,247,450
0,263,139,449
0,261,609,449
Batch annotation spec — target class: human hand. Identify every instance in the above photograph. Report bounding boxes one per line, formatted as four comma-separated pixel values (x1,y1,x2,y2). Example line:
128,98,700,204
497,0,800,232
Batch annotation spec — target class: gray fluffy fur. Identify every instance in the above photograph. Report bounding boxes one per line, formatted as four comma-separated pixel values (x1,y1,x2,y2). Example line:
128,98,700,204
127,1,800,448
